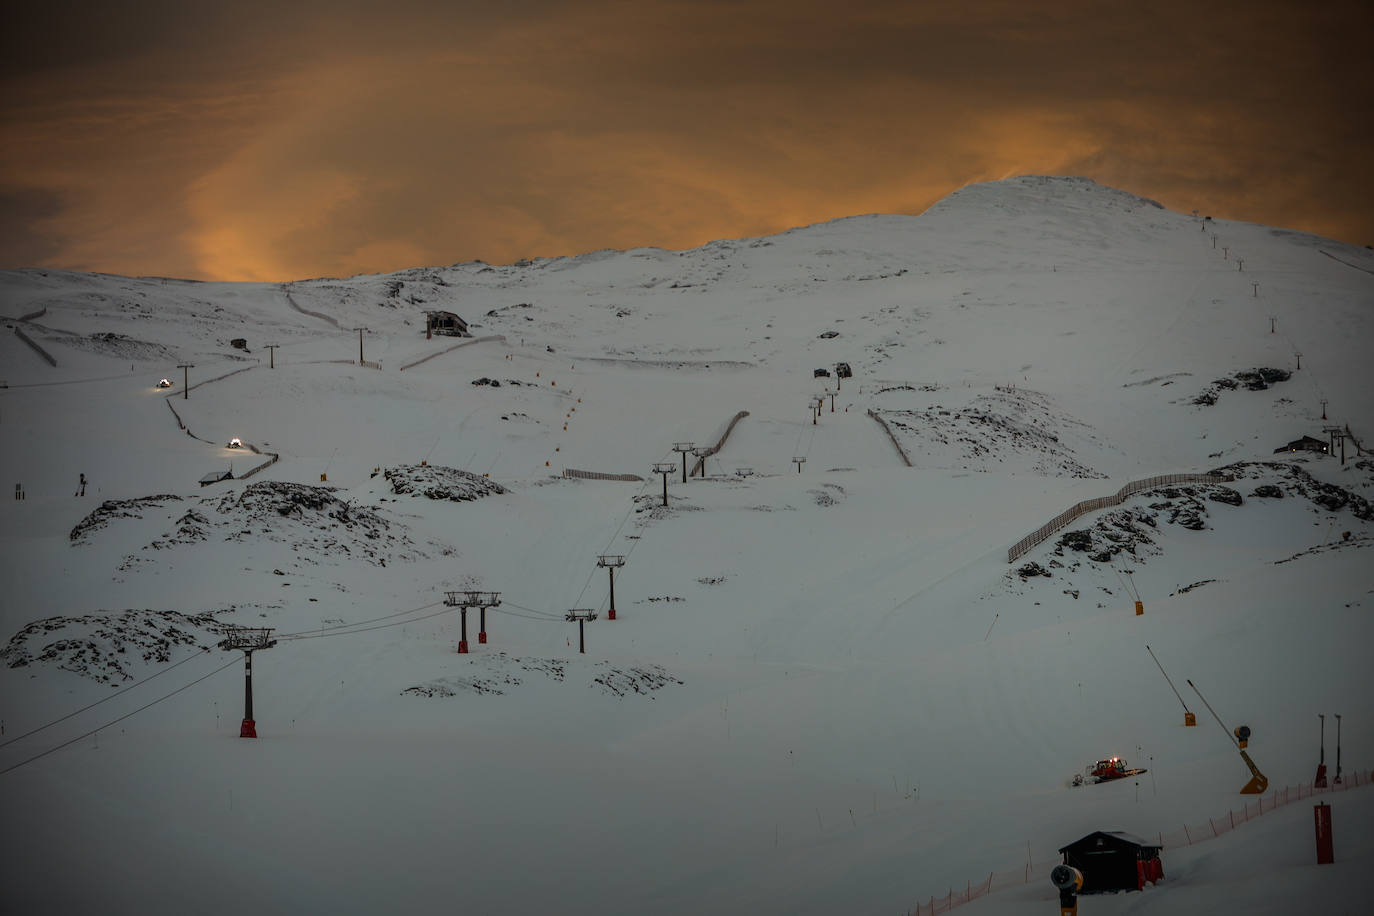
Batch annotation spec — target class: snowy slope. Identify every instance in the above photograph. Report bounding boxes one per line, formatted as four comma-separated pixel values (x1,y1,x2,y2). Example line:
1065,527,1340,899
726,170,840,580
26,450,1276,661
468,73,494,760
1,176,1371,915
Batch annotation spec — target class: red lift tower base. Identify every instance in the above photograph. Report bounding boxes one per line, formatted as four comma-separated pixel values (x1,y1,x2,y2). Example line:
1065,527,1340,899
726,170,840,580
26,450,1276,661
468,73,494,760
240,719,257,738
458,640,469,654
479,632,487,644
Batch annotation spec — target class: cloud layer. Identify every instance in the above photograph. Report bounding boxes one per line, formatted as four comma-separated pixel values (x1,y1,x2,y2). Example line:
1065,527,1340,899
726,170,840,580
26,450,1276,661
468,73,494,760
2,1,1369,280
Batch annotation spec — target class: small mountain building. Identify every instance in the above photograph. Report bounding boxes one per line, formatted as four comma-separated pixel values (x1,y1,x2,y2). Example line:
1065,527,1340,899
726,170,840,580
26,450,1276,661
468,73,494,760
424,310,470,338
1273,435,1327,454
1058,831,1163,893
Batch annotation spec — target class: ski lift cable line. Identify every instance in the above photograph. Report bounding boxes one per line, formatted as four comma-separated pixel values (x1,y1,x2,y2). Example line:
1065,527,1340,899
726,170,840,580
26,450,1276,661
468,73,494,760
502,601,565,619
1112,565,1140,602
280,605,459,641
490,607,563,623
0,648,212,751
275,600,444,638
574,463,656,608
0,656,242,777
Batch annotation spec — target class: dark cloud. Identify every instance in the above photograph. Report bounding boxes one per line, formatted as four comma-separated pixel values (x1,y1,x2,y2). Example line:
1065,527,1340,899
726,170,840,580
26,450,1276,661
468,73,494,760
0,187,65,269
2,1,1370,280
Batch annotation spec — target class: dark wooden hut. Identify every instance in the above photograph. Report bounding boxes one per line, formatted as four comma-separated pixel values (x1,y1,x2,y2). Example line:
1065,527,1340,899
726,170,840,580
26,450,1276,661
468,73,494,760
423,310,470,338
1058,831,1163,893
1272,435,1327,454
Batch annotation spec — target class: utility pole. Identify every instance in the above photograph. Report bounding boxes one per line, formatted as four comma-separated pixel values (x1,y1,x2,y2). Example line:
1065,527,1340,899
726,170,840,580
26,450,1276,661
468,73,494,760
827,392,836,413
1333,714,1342,784
1252,282,1259,297
1315,714,1328,787
351,327,368,365
672,442,694,483
565,609,597,654
1223,246,1229,260
218,626,276,738
265,344,279,369
177,363,194,400
653,462,675,507
1269,315,1276,334
1237,258,1244,271
792,456,806,474
1295,352,1301,370
1211,234,1218,249
1321,399,1328,420
597,556,625,620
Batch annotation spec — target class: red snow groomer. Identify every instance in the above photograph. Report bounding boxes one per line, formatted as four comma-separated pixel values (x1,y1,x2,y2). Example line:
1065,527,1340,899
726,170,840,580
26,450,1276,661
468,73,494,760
1072,756,1147,786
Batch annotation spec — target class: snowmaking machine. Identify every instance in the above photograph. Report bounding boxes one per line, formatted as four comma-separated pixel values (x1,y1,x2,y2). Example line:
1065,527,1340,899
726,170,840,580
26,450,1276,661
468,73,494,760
1188,679,1269,794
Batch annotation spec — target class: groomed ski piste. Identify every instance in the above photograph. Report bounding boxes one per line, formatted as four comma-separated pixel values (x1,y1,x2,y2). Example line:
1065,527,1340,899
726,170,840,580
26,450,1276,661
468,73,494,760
1,176,1371,915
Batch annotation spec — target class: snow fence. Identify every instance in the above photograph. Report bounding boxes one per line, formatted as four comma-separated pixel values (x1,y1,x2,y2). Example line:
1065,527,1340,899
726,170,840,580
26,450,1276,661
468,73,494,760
563,469,644,482
866,409,913,467
13,326,56,367
1007,471,1234,563
689,410,751,476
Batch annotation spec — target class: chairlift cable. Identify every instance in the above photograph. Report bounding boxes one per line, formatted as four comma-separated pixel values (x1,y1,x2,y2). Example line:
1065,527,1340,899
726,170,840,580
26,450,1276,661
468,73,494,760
0,656,241,777
0,648,212,750
276,601,443,639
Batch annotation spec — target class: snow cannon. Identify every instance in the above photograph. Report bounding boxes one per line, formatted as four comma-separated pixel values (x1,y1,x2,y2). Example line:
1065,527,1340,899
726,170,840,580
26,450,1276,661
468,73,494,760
1051,865,1083,915
1233,728,1268,794
1187,680,1269,794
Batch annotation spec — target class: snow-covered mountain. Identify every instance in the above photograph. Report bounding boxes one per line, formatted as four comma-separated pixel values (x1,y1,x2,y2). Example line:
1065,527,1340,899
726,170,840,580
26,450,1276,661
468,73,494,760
1,175,1370,915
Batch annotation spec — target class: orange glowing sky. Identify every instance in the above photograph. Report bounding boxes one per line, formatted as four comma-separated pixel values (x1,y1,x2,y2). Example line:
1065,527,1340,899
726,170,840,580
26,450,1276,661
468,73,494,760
2,1,1370,282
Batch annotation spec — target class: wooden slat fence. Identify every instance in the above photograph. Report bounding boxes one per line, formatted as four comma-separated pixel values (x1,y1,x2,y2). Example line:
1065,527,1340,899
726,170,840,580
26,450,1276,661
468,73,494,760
237,442,280,480
13,326,57,367
563,468,644,482
866,409,913,467
282,287,341,329
1007,471,1235,563
398,335,505,371
690,411,751,476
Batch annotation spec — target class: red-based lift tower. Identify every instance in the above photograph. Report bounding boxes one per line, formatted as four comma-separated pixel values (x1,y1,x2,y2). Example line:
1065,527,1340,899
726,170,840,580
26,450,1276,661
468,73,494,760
597,555,624,620
219,626,277,738
446,591,501,653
